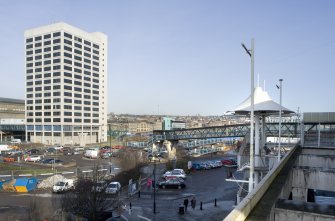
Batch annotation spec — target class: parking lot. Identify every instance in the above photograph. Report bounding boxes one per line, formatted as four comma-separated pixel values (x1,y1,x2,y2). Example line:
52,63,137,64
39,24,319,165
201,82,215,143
0,147,239,220
0,148,123,182
0,158,238,221
122,159,238,221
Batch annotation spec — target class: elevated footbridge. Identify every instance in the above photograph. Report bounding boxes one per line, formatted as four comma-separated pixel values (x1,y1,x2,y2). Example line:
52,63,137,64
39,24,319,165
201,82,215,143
152,122,301,142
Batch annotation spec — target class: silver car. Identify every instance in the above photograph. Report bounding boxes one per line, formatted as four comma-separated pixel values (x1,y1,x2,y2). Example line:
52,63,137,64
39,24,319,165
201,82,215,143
105,182,121,194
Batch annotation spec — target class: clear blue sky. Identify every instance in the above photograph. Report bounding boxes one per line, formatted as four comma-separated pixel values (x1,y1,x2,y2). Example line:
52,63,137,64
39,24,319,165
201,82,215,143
1,0,334,115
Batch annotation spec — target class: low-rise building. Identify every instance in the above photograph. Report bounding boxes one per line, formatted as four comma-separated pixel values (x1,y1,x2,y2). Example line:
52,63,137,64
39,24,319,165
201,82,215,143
0,97,25,142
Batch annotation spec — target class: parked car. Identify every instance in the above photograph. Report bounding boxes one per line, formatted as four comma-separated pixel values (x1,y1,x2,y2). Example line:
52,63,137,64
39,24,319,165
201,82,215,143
54,145,64,151
192,163,202,170
113,145,125,149
53,179,74,193
214,160,223,168
3,156,16,162
200,162,211,170
72,150,81,155
158,178,186,189
221,158,237,167
45,147,56,154
162,170,186,180
172,169,186,176
101,152,112,159
93,181,107,192
84,147,100,159
206,161,217,169
10,139,21,144
100,146,111,153
105,182,121,194
26,149,40,155
24,155,42,162
8,150,23,156
74,147,85,152
42,158,63,165
62,147,72,155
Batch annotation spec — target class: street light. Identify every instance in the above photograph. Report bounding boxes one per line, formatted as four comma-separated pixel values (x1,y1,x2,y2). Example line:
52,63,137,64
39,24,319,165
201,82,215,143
276,79,283,162
153,158,157,214
242,39,255,193
109,124,112,174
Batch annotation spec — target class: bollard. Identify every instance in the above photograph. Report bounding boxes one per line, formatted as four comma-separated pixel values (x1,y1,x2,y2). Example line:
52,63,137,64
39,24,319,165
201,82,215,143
179,205,185,215
129,202,132,209
215,198,217,207
200,202,203,210
138,190,141,198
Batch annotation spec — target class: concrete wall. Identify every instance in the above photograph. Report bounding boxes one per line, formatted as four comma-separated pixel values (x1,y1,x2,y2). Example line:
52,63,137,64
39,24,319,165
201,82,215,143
291,168,335,193
223,145,299,221
291,147,335,201
301,147,335,156
297,154,335,168
275,199,335,221
275,208,335,221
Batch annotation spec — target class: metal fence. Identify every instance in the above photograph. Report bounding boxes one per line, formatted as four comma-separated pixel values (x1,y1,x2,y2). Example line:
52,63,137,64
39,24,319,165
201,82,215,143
302,123,335,147
0,164,117,180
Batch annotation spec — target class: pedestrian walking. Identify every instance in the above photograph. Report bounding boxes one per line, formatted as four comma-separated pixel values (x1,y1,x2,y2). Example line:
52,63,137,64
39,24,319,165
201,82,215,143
152,179,155,189
147,178,152,189
184,198,189,212
191,196,196,210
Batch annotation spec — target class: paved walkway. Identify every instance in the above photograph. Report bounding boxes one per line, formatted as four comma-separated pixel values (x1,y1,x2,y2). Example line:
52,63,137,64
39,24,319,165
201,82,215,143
122,199,234,221
117,160,237,220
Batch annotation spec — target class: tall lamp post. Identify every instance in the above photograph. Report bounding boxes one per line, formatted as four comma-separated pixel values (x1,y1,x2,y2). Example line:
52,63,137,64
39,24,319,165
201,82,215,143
242,39,255,193
153,159,156,214
277,79,283,162
109,124,112,174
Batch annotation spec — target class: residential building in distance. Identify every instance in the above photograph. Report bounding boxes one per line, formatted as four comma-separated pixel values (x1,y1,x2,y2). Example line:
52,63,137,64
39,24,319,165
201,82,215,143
162,117,186,130
108,113,249,136
24,22,108,145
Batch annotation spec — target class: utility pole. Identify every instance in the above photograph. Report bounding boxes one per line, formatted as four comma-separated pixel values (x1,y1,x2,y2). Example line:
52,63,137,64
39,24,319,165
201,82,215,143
277,79,283,162
109,124,112,174
242,38,255,193
153,159,156,214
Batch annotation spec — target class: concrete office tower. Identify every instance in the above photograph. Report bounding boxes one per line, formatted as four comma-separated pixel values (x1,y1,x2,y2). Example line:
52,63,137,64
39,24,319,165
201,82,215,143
24,22,108,146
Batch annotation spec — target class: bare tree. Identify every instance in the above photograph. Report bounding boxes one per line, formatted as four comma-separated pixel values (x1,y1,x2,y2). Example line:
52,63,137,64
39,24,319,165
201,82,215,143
60,165,117,221
27,195,41,221
118,149,144,171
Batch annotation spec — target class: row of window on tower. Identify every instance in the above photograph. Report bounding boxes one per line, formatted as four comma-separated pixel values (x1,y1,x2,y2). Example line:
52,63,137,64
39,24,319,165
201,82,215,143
26,32,99,49
27,118,99,123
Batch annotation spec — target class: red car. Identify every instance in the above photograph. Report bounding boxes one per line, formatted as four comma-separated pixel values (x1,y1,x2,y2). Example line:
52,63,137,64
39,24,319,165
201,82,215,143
113,145,125,149
221,158,237,167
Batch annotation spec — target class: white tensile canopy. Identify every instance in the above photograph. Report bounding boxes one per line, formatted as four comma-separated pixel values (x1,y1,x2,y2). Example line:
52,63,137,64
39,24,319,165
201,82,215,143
233,87,294,115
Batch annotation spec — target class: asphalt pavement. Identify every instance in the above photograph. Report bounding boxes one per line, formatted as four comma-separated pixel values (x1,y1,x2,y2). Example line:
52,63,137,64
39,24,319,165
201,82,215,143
121,164,238,221
0,155,238,221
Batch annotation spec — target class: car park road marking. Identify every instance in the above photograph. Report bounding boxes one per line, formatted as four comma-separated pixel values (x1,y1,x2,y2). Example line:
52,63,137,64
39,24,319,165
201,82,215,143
18,174,32,176
0,175,12,178
12,193,53,198
121,215,129,221
82,170,93,173
0,206,10,209
137,215,151,221
40,173,54,176
97,169,107,172
61,171,74,174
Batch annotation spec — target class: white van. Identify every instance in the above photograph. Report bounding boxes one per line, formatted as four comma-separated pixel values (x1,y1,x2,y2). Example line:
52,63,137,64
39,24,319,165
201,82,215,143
52,179,74,193
10,139,21,144
84,147,100,158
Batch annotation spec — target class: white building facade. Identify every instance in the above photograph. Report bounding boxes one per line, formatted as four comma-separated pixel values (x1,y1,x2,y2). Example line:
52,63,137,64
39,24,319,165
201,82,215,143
24,23,108,145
